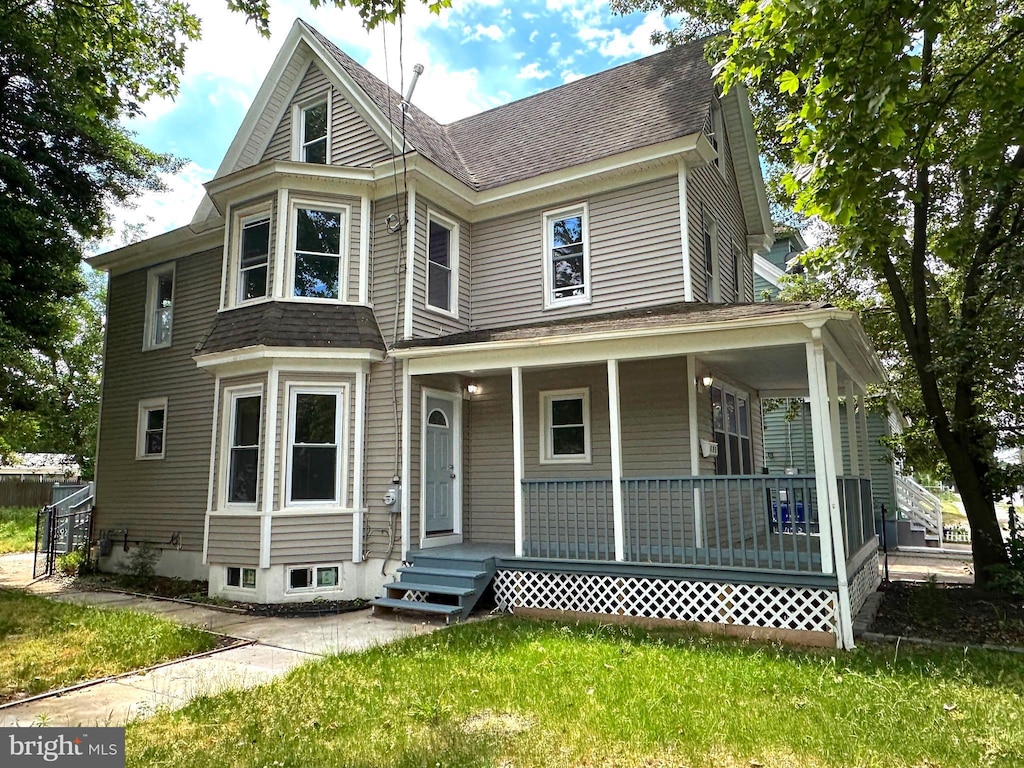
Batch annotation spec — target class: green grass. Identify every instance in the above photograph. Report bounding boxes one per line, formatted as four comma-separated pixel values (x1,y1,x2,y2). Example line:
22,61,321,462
129,618,1024,768
0,590,220,702
0,506,37,554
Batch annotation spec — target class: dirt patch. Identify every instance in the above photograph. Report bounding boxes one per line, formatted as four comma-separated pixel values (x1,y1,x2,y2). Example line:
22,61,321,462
872,580,1024,646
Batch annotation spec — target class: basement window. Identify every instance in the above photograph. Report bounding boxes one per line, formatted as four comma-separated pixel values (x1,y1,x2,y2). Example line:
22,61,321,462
287,564,340,592
226,566,256,589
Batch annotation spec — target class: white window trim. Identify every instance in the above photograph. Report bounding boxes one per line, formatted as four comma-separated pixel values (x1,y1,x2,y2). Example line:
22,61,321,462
143,263,175,350
542,202,591,310
286,198,351,303
539,387,592,464
711,381,754,475
219,384,264,511
703,218,721,303
292,92,332,164
230,205,273,307
424,209,460,319
136,397,168,460
226,566,257,590
285,563,342,593
284,383,350,509
709,99,727,177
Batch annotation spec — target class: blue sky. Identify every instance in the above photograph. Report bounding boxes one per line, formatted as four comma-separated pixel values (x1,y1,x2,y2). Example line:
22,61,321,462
103,0,679,250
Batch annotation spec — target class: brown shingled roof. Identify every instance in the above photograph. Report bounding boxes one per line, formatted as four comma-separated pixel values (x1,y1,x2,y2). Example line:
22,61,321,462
395,301,829,349
196,302,385,356
302,20,714,192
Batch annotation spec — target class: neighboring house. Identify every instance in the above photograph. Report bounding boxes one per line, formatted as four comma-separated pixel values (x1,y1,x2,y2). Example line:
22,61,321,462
756,230,943,547
0,453,81,481
89,20,884,648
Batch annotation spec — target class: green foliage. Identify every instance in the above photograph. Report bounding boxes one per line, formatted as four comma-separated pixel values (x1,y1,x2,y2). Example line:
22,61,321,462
129,619,1024,767
0,1,199,455
0,506,37,554
121,542,160,581
990,506,1024,598
226,0,452,34
55,547,86,577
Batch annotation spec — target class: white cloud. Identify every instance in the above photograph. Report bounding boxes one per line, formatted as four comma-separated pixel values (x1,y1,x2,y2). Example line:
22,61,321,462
595,12,668,59
529,30,539,43
522,12,539,20
549,40,561,57
561,70,585,84
516,62,551,80
466,23,505,42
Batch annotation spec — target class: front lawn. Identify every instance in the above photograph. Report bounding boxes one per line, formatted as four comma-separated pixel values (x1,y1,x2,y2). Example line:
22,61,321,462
130,618,1024,768
0,590,221,703
0,506,37,554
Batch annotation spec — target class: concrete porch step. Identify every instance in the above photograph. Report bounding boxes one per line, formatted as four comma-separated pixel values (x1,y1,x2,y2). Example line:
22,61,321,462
382,581,475,597
370,597,463,621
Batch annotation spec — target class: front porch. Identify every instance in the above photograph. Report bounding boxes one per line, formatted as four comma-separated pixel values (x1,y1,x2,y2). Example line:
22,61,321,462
391,303,886,647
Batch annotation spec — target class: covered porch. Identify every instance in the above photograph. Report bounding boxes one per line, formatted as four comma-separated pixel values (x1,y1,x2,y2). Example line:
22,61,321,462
393,303,885,647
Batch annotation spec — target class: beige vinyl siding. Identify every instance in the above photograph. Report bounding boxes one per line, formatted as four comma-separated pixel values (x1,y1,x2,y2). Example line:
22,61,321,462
464,375,514,544
273,372,356,511
236,50,309,172
688,107,749,304
261,62,391,167
370,197,404,341
207,515,260,565
269,514,352,564
619,358,691,476
471,176,683,328
363,359,402,559
214,373,269,511
410,198,471,337
95,248,221,552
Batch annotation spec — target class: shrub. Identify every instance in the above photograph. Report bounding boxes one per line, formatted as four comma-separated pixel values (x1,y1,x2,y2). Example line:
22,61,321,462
121,542,160,581
55,548,86,577
990,506,1024,598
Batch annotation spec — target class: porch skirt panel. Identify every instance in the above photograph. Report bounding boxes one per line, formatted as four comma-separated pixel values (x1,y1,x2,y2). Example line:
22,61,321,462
492,569,838,635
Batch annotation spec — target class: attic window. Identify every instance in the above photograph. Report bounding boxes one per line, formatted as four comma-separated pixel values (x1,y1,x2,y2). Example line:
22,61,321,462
708,101,724,169
301,101,328,164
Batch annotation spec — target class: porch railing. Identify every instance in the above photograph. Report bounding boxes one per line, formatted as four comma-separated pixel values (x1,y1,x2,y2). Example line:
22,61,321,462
522,479,615,560
521,475,876,574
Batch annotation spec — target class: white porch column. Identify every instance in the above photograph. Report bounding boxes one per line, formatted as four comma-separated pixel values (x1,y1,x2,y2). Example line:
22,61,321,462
352,368,367,563
827,361,843,475
607,360,626,561
400,362,412,560
512,366,525,558
857,389,871,480
686,354,703,547
806,333,854,649
259,366,280,570
845,381,860,476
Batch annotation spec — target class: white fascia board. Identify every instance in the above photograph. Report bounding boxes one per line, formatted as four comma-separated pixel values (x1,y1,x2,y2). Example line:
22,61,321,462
194,345,383,374
204,161,374,216
192,21,311,226
88,221,223,274
722,84,772,241
821,318,887,387
753,254,786,287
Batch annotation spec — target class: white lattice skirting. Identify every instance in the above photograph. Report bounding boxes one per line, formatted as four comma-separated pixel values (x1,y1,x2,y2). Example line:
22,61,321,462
847,550,881,619
493,570,838,634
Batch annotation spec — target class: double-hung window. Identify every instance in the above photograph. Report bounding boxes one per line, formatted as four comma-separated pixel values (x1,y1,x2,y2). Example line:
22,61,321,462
540,388,591,463
544,204,590,308
292,206,344,299
238,215,270,303
137,398,168,460
426,212,458,315
227,392,262,505
288,388,345,504
144,265,174,349
300,101,328,164
711,383,752,475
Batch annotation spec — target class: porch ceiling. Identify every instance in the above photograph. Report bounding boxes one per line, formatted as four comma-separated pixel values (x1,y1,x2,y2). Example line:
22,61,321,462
701,345,809,392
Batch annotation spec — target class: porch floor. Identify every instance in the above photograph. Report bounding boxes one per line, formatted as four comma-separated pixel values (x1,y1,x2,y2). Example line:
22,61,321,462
408,542,514,561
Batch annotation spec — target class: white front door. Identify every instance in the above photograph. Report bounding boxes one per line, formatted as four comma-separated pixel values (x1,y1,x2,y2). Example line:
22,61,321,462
423,393,459,538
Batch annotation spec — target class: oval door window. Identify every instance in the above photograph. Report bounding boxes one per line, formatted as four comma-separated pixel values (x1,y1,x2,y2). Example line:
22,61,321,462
427,408,449,428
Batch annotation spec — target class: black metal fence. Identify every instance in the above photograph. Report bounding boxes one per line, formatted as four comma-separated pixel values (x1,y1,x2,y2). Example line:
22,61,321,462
32,483,94,579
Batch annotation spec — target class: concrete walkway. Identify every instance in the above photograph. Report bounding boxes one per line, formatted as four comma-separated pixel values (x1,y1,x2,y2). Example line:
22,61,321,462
0,553,443,727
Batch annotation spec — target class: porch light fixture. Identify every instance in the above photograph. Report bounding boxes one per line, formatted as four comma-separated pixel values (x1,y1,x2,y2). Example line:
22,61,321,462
465,383,480,397
698,375,714,392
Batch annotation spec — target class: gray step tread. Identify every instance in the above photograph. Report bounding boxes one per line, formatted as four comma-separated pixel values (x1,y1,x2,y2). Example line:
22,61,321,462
371,597,462,615
383,581,475,597
398,566,487,579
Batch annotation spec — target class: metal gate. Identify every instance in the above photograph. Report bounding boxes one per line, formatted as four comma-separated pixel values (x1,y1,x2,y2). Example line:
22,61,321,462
33,483,94,579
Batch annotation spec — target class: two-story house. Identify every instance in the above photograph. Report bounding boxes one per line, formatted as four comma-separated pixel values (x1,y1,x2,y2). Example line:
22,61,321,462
89,20,883,648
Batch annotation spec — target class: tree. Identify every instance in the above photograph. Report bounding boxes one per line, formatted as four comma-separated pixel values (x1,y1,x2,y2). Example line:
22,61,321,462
0,0,200,430
615,0,1024,584
226,0,451,35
